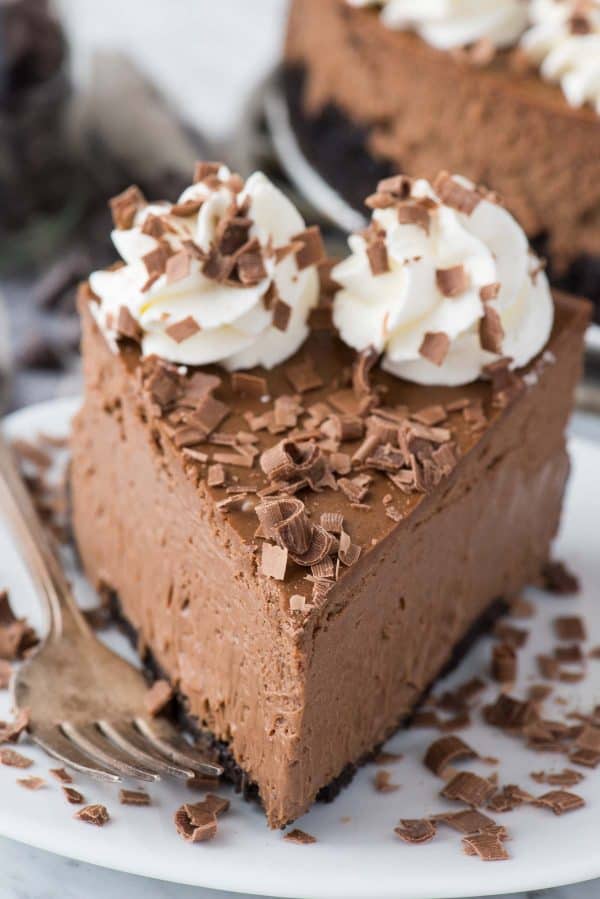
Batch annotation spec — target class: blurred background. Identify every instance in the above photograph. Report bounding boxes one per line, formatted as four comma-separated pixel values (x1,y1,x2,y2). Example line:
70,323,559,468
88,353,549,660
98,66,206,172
0,0,297,411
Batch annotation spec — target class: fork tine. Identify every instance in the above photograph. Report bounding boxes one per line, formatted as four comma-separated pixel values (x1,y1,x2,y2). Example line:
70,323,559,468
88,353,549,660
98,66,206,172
98,720,196,781
60,722,159,782
134,717,223,778
32,726,122,782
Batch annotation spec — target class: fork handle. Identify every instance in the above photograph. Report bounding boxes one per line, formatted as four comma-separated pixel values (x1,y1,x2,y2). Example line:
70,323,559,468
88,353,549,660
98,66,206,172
0,429,90,640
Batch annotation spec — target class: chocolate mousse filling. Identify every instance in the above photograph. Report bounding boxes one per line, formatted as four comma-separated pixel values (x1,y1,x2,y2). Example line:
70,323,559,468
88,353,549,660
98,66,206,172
71,285,589,828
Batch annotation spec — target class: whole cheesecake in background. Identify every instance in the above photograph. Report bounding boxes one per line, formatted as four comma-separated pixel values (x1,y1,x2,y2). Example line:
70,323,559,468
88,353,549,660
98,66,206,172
71,163,590,828
284,0,600,318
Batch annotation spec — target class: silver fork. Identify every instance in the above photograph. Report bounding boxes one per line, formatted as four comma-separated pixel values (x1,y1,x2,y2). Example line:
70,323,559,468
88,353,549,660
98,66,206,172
0,429,222,784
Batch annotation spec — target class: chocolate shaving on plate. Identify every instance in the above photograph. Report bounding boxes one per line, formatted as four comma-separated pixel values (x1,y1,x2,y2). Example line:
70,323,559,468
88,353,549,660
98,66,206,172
0,748,32,768
534,790,585,815
394,819,436,844
373,769,399,793
462,833,509,861
63,786,85,804
0,708,29,744
531,769,584,787
491,642,517,683
283,828,317,845
434,809,503,836
424,734,478,776
17,776,46,790
174,805,218,842
50,767,72,784
120,789,151,806
75,804,110,826
441,771,496,806
553,616,586,642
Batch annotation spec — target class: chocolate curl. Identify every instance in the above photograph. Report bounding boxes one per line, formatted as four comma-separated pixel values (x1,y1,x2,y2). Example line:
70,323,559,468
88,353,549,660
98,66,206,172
259,439,330,490
288,526,335,567
255,497,313,555
352,346,379,399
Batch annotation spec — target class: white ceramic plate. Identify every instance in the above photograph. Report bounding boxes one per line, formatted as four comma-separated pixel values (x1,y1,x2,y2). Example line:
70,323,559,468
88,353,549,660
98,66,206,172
1,397,600,899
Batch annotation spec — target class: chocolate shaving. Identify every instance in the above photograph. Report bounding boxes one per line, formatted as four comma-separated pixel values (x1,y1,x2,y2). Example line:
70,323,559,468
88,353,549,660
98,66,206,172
434,809,503,836
424,735,478,776
272,298,292,332
534,790,585,815
441,772,496,807
531,769,584,787
0,748,32,768
261,543,288,580
373,769,399,793
289,594,308,613
116,306,142,343
193,161,221,183
484,694,538,731
174,804,218,842
17,776,46,790
231,372,268,397
366,237,389,276
171,198,203,217
553,616,586,642
50,767,73,783
144,679,173,717
165,316,201,344
120,789,151,806
397,201,431,233
75,804,110,826
352,347,379,399
434,172,481,215
191,394,229,436
462,833,509,861
436,265,469,298
284,828,317,845
479,305,504,354
419,332,450,366
142,245,168,279
491,642,517,683
109,185,145,230
338,530,361,566
0,708,29,744
166,250,192,285
63,786,85,804
487,784,533,813
292,226,325,270
237,245,267,286
320,512,344,534
394,819,436,844
0,591,38,661
480,282,501,302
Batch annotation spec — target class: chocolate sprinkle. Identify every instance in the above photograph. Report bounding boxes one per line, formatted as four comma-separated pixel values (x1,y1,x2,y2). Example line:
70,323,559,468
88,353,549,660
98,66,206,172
462,833,509,861
441,772,496,807
424,735,477,776
165,317,201,344
419,332,450,366
63,786,85,804
75,804,110,826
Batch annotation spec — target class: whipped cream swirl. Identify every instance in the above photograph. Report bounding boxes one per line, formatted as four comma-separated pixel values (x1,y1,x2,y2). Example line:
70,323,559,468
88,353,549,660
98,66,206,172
332,175,554,386
347,0,528,50
521,0,600,115
89,165,320,370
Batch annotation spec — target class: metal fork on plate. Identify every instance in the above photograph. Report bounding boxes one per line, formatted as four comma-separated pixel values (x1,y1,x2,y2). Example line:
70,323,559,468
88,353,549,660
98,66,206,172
0,430,221,784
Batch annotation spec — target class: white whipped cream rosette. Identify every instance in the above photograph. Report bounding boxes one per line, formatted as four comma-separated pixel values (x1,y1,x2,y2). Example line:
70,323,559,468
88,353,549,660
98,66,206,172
347,0,528,50
521,0,600,115
332,175,554,386
89,166,320,370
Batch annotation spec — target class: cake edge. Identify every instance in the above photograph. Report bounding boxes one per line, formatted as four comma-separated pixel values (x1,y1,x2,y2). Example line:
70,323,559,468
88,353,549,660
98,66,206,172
105,588,508,824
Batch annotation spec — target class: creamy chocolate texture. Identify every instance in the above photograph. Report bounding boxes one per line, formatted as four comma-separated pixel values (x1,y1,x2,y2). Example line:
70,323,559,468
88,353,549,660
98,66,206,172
72,283,588,828
284,0,600,295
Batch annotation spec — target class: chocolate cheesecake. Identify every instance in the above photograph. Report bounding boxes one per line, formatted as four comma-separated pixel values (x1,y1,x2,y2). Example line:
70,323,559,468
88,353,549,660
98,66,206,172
71,164,590,828
284,0,600,318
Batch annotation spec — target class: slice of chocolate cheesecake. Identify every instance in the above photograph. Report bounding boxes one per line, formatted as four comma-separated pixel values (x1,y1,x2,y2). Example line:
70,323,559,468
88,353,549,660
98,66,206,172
71,166,590,828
